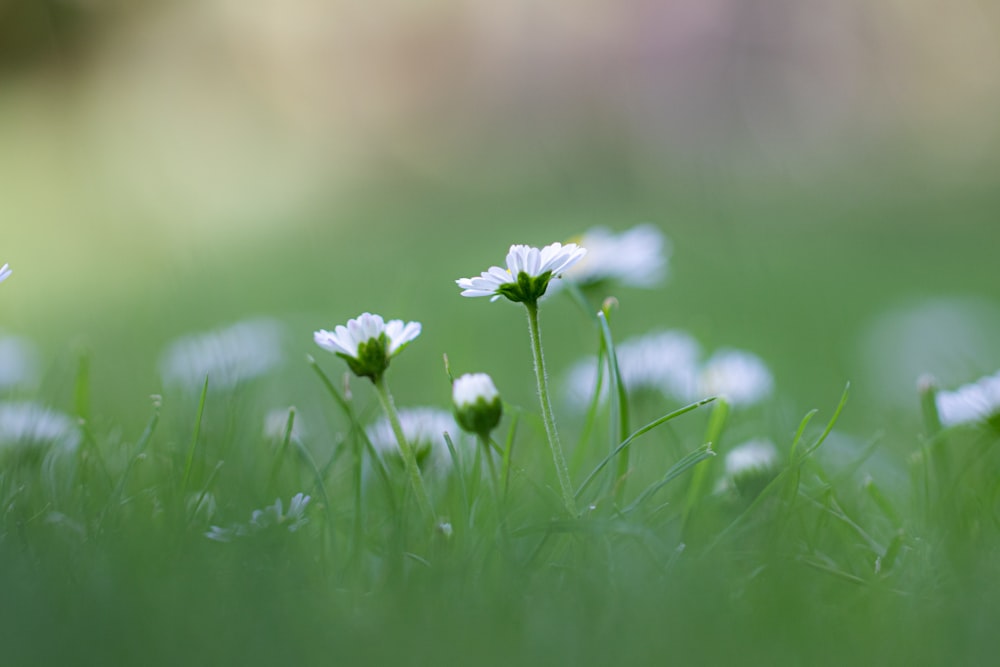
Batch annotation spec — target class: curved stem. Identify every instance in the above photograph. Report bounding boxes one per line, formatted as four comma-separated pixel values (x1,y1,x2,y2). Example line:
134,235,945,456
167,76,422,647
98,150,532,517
374,375,435,520
525,301,577,516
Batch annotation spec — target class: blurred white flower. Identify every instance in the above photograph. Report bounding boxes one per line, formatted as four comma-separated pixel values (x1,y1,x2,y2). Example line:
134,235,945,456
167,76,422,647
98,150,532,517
564,329,701,409
206,492,311,542
698,349,773,407
366,407,474,476
561,224,669,288
0,263,10,284
0,401,80,452
264,407,305,442
456,242,587,303
724,439,779,478
716,438,780,496
314,312,420,380
936,370,1000,428
859,297,1000,410
0,334,40,389
160,318,284,390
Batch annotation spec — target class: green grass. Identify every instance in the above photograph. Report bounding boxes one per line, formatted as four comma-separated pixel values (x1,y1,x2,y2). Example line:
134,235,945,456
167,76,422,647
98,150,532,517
3,172,1000,665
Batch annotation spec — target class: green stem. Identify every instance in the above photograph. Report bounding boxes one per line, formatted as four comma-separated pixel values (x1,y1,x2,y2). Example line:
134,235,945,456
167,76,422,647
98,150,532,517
374,375,435,520
481,435,501,503
525,301,577,516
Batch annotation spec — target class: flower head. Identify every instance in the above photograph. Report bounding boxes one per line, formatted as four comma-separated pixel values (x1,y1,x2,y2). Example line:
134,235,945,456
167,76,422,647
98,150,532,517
0,264,11,284
564,330,701,409
314,312,420,381
718,438,780,498
452,373,503,438
698,349,774,407
456,242,587,304
561,224,669,289
936,370,1000,428
0,401,81,460
160,318,284,391
366,407,474,477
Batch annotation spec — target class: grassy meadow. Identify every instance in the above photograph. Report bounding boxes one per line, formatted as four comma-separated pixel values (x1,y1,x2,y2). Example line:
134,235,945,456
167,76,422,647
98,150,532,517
3,162,1000,666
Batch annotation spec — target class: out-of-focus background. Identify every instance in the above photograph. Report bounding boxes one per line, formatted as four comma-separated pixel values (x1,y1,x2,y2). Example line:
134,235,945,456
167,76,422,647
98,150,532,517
3,0,1000,433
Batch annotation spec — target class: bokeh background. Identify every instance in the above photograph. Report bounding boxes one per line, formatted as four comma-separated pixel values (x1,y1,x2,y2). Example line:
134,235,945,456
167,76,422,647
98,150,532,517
3,0,1000,436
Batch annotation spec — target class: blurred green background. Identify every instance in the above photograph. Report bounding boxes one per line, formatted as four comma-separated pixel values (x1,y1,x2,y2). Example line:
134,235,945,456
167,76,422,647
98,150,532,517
3,0,1000,434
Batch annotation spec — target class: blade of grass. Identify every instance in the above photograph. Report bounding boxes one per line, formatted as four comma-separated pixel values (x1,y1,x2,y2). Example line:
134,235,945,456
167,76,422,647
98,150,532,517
707,383,850,552
625,443,716,514
596,308,631,503
576,396,717,500
681,398,729,530
180,375,210,494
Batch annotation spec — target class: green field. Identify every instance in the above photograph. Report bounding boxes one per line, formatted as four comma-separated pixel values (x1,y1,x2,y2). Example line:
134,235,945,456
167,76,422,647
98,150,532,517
3,167,1000,665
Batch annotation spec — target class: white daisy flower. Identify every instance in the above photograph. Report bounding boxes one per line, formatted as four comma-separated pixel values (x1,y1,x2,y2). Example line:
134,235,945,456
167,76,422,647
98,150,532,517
365,407,474,477
314,312,420,381
456,242,587,303
206,492,311,542
452,373,502,438
0,401,81,452
936,370,1000,427
698,349,774,407
564,329,701,409
160,318,284,391
561,224,670,289
0,334,40,390
0,263,11,284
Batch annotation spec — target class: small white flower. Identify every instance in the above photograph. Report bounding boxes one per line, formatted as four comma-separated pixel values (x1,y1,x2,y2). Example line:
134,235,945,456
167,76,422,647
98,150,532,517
0,401,80,452
452,373,503,437
698,349,773,407
314,312,420,380
160,318,284,391
456,242,587,303
561,224,669,289
264,407,304,442
453,373,499,406
366,407,474,476
564,330,701,409
716,438,780,496
0,263,11,284
724,439,779,478
206,492,311,542
936,370,1000,427
0,334,40,389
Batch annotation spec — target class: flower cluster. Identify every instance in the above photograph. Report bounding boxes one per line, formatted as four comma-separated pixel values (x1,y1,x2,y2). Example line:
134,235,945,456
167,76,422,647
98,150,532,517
314,313,420,381
456,242,587,304
564,331,773,409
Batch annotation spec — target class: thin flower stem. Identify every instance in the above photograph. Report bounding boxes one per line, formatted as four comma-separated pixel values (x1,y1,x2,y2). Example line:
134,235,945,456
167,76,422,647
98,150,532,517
481,434,501,502
524,301,577,516
373,375,435,520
